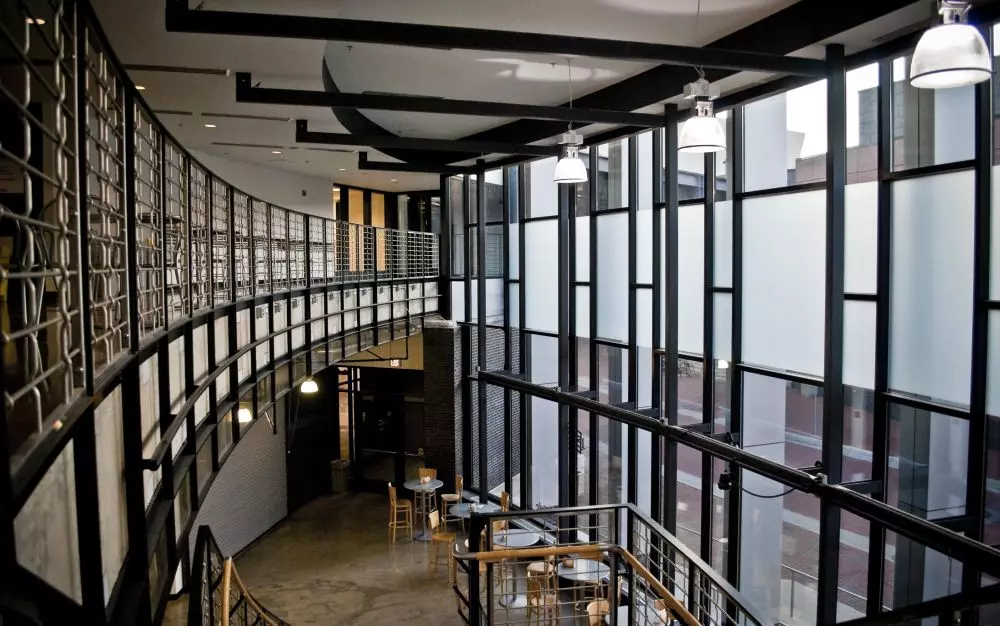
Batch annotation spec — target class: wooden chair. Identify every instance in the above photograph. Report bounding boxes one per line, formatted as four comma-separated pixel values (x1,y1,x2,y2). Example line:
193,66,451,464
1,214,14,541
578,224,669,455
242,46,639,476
585,600,610,626
419,467,438,480
440,475,464,531
652,599,674,624
526,557,557,594
428,510,457,582
500,490,510,511
526,569,559,625
387,482,413,543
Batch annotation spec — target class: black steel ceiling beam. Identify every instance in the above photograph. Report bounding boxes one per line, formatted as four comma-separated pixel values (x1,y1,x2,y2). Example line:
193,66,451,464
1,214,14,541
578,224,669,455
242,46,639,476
357,152,467,175
296,120,555,157
165,0,825,76
237,73,664,128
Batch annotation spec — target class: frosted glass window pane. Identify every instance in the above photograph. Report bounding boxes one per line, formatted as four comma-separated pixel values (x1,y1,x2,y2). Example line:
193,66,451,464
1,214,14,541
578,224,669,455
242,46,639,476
451,281,465,323
714,201,733,288
525,220,559,333
598,139,629,210
890,170,974,407
637,288,652,349
679,204,704,354
576,287,590,337
95,387,127,603
469,279,478,322
844,301,876,389
510,285,520,328
597,213,629,341
485,278,504,324
531,397,559,507
637,210,652,284
991,166,1000,300
743,190,826,376
529,157,558,218
638,131,653,211
509,225,520,280
845,181,878,294
659,211,666,346
989,311,999,417
15,442,81,602
715,293,732,363
576,216,590,281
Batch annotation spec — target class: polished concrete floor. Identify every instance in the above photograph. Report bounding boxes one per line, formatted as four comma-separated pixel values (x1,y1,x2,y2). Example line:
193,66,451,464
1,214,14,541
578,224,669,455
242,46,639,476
234,492,465,625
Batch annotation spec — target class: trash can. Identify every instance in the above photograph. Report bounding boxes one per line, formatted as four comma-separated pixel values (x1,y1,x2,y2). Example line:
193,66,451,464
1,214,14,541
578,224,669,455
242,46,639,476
331,459,350,492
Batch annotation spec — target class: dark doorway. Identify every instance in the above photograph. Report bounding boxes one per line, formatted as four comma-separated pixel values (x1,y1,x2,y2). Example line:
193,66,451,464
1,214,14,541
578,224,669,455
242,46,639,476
285,382,338,513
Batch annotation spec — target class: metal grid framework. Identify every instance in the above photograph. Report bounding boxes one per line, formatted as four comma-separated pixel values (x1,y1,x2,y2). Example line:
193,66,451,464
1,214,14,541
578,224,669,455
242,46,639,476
133,104,163,336
189,164,211,310
360,222,375,282
251,199,270,295
309,217,325,285
0,0,82,465
211,178,231,303
287,212,306,289
82,21,129,371
232,191,251,299
270,206,288,291
164,140,188,322
0,8,441,625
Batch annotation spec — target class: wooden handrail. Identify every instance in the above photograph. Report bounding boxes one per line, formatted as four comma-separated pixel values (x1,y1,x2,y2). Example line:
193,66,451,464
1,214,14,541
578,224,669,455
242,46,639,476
219,558,283,626
457,542,701,626
619,549,699,626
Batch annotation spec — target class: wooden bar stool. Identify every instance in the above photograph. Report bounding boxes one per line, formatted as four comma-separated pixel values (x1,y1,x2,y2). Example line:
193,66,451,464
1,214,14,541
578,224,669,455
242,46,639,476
526,569,559,625
428,510,457,582
440,475,464,532
387,482,413,543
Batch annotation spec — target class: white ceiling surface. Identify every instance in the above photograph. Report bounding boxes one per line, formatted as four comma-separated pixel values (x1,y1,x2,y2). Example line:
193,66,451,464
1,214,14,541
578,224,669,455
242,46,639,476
91,0,927,188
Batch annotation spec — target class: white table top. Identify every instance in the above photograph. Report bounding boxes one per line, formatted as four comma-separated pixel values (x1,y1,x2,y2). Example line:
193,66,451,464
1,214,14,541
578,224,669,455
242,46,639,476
449,502,501,518
557,559,611,582
403,478,444,491
608,603,668,624
492,529,540,548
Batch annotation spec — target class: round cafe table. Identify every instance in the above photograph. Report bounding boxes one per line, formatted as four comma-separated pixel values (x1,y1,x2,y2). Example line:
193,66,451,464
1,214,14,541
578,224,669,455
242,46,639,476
403,478,444,540
493,530,541,608
558,558,611,607
448,502,501,519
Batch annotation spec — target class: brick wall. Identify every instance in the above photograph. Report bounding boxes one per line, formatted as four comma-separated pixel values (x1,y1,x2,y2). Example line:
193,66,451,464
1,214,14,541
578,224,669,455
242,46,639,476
188,412,287,559
470,326,520,495
421,317,462,481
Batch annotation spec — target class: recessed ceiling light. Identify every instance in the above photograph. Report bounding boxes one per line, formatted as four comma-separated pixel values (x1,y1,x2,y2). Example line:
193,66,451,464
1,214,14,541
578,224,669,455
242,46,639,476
272,150,282,154
390,178,398,183
26,17,46,25
338,168,346,171
135,85,147,91
204,123,216,128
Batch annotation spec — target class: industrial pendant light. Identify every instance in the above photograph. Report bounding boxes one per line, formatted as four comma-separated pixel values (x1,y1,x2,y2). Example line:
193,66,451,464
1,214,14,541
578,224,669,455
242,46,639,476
555,59,588,184
910,0,991,89
679,78,725,153
300,376,319,394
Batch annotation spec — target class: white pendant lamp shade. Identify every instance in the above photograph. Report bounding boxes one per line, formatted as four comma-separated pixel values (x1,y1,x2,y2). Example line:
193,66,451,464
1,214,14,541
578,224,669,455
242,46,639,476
554,149,588,184
300,377,319,394
910,3,992,89
554,130,587,184
679,100,726,153
237,407,253,423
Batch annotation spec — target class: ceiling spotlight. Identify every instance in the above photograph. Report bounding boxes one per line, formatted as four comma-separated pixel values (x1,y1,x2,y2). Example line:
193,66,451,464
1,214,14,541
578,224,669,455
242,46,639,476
300,377,319,394
136,85,147,91
237,407,253,423
26,17,46,25
204,123,217,128
272,150,282,154
554,130,587,184
910,1,991,89
679,78,725,153
339,168,347,171
390,178,398,183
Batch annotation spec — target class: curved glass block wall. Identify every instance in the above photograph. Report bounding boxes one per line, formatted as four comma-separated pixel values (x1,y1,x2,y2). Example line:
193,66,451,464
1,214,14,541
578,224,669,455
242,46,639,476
0,3,438,624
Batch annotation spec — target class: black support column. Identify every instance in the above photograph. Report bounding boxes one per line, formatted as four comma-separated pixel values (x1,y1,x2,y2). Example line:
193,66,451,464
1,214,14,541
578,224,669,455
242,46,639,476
476,160,489,500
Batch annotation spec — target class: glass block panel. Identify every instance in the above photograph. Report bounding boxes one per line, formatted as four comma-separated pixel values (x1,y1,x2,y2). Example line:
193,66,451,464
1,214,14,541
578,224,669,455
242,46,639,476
890,170,974,407
743,190,826,376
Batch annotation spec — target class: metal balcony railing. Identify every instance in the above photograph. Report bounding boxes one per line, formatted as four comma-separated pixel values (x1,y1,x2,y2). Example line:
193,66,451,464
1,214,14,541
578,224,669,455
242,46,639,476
453,504,770,626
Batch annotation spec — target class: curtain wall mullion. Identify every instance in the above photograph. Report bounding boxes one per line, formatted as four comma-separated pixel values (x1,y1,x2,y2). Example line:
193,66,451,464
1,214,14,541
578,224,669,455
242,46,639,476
700,150,716,563
519,164,530,508
663,109,680,536
816,43,847,626
503,167,513,499
652,129,664,526
476,160,489,501
588,149,599,532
